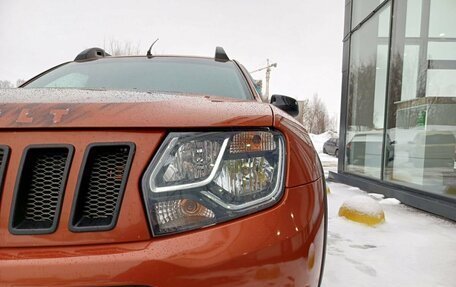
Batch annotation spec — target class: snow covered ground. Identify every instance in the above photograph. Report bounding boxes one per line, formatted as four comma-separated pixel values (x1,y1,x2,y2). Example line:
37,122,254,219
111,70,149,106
321,182,456,287
309,132,338,177
309,132,456,287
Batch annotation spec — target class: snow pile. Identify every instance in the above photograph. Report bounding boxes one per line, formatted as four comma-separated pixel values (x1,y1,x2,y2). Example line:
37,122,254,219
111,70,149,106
379,198,401,205
309,131,337,153
340,195,384,217
338,195,385,226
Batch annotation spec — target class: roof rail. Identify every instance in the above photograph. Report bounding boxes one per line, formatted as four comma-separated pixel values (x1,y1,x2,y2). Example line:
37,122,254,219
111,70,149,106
74,47,111,62
215,46,229,62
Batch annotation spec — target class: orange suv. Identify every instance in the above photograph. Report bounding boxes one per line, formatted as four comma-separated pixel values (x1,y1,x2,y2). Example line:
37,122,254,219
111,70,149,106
0,47,326,286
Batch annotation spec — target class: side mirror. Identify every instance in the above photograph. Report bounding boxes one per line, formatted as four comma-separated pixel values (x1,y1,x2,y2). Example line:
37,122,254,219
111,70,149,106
270,94,299,117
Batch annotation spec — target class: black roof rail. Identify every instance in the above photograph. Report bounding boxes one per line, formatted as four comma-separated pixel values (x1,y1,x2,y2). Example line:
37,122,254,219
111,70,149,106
215,46,229,62
74,47,110,62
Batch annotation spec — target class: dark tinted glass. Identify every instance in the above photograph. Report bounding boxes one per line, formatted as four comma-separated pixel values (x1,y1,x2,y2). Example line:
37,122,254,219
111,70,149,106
24,57,252,100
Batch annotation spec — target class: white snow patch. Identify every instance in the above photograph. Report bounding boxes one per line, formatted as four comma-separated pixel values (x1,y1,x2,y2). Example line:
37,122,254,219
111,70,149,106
311,133,339,178
309,131,337,153
340,195,384,216
379,198,401,205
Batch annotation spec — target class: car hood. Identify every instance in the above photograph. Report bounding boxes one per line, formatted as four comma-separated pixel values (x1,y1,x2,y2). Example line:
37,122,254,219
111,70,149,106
0,88,273,128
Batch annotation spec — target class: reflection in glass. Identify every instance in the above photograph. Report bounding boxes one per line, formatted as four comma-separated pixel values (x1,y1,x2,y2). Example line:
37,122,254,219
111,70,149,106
352,0,384,27
345,4,391,179
405,0,422,37
385,0,456,197
429,0,456,38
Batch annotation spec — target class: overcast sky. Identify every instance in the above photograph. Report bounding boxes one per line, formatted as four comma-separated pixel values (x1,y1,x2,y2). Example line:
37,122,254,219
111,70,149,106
0,0,344,115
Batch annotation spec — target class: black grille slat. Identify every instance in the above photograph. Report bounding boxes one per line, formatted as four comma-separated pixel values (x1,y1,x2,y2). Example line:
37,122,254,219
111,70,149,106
83,150,128,218
10,146,73,234
70,143,135,232
24,152,68,222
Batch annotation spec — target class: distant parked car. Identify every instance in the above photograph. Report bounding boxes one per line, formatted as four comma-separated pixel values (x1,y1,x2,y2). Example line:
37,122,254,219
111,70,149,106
323,137,339,157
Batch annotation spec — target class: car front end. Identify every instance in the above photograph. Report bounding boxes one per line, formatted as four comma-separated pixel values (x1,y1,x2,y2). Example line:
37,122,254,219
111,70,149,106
0,50,326,286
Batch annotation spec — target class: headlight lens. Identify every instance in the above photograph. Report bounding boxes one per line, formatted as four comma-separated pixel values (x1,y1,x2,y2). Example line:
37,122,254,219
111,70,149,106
142,130,285,236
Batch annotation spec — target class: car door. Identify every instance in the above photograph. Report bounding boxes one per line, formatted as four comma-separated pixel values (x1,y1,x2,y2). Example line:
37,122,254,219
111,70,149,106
328,138,336,154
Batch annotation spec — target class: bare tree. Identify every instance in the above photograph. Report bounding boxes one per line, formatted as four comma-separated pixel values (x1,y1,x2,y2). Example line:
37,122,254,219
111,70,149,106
326,113,339,132
105,39,141,56
301,93,329,134
0,80,14,88
297,99,309,124
16,79,26,87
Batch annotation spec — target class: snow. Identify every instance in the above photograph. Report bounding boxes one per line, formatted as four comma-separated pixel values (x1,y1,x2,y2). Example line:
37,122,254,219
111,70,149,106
309,131,336,153
318,153,338,165
310,132,339,179
379,198,401,205
322,181,456,287
309,133,456,287
318,163,456,287
339,195,384,217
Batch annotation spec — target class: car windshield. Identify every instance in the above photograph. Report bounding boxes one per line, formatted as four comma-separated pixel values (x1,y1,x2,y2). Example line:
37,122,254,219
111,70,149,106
23,57,252,100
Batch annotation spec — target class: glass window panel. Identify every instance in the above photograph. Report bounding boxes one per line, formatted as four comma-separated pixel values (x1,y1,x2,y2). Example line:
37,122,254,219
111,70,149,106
401,45,420,101
405,0,422,37
429,0,456,38
427,70,456,97
374,45,389,127
378,7,391,37
345,4,391,179
352,0,384,27
428,42,456,61
385,0,456,198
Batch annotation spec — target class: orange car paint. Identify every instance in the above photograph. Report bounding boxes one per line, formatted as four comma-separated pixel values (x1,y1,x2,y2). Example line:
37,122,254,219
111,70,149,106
0,97,272,128
0,60,325,286
0,180,325,287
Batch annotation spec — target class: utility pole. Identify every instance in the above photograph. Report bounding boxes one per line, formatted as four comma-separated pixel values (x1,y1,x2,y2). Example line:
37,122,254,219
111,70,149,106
265,59,271,102
250,59,277,102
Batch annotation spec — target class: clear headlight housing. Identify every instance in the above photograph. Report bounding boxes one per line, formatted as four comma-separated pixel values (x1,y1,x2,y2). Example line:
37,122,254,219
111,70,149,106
142,130,285,236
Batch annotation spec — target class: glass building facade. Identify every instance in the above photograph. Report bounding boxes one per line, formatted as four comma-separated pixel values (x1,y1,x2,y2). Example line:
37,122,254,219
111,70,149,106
333,0,456,220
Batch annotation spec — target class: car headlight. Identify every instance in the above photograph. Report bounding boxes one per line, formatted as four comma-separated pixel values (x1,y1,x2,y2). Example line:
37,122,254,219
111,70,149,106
142,130,285,236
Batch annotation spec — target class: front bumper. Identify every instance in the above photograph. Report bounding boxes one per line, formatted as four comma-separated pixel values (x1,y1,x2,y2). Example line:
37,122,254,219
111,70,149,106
0,180,325,287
